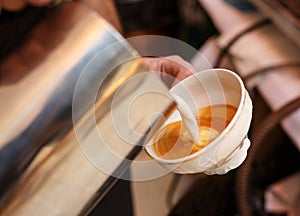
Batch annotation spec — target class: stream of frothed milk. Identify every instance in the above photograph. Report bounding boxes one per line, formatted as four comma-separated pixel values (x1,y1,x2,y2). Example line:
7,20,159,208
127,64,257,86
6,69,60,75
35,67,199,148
170,93,199,144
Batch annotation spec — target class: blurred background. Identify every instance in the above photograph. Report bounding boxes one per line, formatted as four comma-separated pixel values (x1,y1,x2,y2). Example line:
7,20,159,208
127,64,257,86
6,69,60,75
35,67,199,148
0,0,299,215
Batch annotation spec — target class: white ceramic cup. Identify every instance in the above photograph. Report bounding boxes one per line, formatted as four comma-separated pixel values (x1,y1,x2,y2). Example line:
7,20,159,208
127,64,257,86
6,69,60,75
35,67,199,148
145,68,253,175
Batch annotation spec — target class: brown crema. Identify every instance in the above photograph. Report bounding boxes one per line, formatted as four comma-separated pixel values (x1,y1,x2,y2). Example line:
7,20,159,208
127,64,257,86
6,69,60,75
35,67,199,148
152,104,237,160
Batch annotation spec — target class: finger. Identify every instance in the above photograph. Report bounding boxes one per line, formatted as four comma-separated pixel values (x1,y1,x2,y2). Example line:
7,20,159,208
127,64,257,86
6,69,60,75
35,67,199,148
160,57,195,79
1,0,26,11
17,37,47,69
159,56,195,87
30,20,57,52
165,55,196,76
0,55,29,85
45,1,91,29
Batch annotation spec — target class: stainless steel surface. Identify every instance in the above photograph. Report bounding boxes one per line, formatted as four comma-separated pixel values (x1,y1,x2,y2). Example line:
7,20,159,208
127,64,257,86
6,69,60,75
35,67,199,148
0,11,173,199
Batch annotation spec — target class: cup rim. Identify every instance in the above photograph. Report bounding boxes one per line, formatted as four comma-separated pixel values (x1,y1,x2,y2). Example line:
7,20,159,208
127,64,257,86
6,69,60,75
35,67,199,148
145,68,246,164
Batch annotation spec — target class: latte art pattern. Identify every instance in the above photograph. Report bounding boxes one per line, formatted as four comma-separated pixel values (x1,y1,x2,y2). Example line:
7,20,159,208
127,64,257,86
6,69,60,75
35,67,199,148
152,104,237,160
